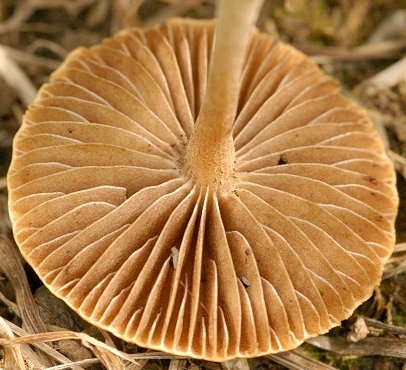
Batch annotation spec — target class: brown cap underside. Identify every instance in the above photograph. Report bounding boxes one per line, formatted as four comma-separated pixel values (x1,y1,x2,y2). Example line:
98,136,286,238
7,19,398,361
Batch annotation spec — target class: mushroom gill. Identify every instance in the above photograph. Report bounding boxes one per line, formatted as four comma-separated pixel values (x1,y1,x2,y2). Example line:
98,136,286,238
7,0,398,362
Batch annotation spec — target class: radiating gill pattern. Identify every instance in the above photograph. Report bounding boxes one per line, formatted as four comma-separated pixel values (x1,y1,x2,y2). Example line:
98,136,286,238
8,19,398,361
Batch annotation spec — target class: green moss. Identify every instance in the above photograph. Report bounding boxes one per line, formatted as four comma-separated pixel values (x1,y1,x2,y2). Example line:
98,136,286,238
302,343,379,370
392,312,406,327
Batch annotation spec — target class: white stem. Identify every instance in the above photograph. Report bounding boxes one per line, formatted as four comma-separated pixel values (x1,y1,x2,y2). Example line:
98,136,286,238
196,0,264,134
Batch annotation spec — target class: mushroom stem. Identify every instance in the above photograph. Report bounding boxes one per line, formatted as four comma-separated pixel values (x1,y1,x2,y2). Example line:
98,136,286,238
197,0,264,134
185,0,264,191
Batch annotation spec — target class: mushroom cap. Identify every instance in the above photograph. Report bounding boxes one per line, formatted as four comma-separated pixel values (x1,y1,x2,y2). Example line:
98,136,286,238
8,19,398,361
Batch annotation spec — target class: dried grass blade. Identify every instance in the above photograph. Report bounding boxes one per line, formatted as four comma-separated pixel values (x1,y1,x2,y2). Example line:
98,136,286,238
0,290,20,315
0,317,26,369
1,320,59,369
125,357,149,370
307,40,406,63
89,329,125,370
0,328,183,363
7,321,91,369
369,56,406,87
45,358,100,370
0,177,7,190
0,45,37,105
4,313,86,369
0,43,60,70
388,150,406,179
0,236,46,334
393,243,406,254
0,236,55,367
221,359,250,370
383,258,406,280
88,344,125,370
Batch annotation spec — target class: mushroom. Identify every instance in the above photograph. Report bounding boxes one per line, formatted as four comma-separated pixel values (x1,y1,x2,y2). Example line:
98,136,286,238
7,0,398,362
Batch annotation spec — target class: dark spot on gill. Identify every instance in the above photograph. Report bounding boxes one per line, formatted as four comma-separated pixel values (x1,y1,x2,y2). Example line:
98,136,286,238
278,154,288,165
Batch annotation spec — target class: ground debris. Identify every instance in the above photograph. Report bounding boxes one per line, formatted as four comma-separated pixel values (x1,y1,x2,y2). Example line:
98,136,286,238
347,317,369,343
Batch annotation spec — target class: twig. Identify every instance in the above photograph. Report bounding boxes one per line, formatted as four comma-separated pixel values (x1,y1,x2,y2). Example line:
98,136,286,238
369,56,406,88
0,43,60,70
0,45,37,106
387,150,406,179
142,0,203,27
111,0,143,31
340,0,369,47
0,291,20,316
0,0,96,34
368,10,406,44
270,349,338,370
27,39,68,59
359,316,406,336
307,336,406,358
393,243,406,254
11,104,24,127
307,40,406,63
0,177,7,190
29,0,96,15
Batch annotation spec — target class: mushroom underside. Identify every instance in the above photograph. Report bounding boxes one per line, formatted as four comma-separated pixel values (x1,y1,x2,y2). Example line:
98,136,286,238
7,19,398,361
